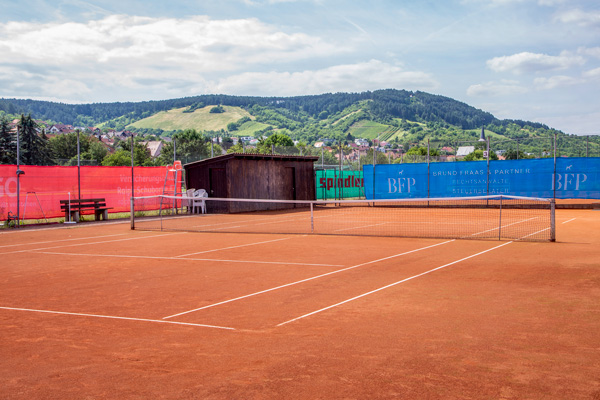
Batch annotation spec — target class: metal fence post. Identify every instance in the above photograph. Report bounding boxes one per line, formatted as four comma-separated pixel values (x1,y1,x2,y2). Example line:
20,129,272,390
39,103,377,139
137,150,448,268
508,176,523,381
553,133,557,200
550,199,556,242
130,197,135,230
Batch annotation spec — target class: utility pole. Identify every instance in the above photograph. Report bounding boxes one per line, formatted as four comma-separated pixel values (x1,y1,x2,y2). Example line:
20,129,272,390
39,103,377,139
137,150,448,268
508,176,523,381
77,129,81,199
16,125,24,228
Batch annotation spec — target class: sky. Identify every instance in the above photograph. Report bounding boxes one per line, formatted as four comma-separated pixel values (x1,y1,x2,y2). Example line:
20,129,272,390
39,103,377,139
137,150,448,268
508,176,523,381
0,0,599,135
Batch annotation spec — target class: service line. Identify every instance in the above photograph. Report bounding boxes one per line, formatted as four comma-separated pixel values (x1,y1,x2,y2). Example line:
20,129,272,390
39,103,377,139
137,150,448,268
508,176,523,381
162,239,455,320
277,241,513,327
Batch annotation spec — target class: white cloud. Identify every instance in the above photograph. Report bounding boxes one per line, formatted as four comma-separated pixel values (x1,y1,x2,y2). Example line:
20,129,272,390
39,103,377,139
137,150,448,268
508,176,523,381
0,15,344,71
537,0,566,6
577,46,600,59
583,67,600,80
466,80,528,96
486,52,585,74
210,60,439,96
533,75,580,89
554,8,600,27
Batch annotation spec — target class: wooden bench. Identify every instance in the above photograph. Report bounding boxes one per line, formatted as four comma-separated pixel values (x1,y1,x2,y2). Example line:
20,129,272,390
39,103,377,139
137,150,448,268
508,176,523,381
60,198,113,223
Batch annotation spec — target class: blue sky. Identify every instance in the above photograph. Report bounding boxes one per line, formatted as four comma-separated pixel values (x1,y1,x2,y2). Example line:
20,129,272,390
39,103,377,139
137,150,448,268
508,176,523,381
0,0,599,134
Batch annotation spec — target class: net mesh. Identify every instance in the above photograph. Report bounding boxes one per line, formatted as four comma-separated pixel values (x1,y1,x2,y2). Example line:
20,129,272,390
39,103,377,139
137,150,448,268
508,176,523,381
131,195,555,242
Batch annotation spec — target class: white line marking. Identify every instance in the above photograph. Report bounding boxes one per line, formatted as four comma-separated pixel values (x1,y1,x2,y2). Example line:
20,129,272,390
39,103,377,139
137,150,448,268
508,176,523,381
516,227,550,240
162,239,455,320
0,218,131,235
333,222,390,232
467,217,538,238
0,232,185,255
562,218,576,224
32,250,343,267
277,241,513,327
175,237,293,258
0,306,235,331
0,233,130,249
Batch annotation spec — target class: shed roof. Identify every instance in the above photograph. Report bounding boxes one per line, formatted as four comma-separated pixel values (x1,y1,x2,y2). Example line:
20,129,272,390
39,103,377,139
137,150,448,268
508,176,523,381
184,153,319,168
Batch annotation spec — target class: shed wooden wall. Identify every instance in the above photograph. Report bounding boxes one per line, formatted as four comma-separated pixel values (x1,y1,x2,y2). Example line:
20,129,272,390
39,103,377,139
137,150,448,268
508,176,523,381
184,156,316,214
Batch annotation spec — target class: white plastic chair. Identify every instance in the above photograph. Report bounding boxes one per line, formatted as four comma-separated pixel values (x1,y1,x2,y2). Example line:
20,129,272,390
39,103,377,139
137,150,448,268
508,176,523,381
192,189,208,214
184,189,195,213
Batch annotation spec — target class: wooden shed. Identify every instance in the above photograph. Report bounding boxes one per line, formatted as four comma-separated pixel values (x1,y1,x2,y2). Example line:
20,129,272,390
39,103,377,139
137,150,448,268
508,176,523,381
184,153,319,213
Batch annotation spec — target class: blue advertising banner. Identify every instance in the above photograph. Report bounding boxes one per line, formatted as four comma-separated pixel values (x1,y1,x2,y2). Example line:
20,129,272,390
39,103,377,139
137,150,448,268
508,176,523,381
363,157,600,199
555,157,600,199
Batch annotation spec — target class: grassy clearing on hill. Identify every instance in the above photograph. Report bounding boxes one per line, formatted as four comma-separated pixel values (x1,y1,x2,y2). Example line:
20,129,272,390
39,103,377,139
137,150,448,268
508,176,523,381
233,120,272,136
128,106,252,131
348,120,398,140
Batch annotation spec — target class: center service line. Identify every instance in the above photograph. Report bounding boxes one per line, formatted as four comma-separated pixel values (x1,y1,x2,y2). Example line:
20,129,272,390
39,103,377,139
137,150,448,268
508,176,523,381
277,241,513,327
162,239,455,320
175,236,294,258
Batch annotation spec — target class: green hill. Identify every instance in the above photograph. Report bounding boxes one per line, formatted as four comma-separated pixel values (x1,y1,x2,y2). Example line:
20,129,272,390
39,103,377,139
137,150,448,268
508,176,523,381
2,89,597,157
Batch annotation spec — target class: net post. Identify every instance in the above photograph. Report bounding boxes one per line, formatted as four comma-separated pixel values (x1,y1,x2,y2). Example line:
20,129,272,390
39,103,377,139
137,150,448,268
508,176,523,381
130,196,135,230
498,195,503,240
310,202,314,233
550,199,556,242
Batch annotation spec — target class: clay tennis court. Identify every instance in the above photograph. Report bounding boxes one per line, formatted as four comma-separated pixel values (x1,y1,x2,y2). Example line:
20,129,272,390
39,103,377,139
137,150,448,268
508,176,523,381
1,208,599,399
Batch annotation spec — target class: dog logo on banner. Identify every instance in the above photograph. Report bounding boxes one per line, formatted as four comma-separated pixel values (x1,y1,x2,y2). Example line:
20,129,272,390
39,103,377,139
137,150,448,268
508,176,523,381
388,170,416,194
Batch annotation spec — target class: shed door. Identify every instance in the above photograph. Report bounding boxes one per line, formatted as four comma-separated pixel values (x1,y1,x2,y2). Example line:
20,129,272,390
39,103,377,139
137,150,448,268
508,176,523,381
285,167,296,202
209,168,227,212
209,168,227,197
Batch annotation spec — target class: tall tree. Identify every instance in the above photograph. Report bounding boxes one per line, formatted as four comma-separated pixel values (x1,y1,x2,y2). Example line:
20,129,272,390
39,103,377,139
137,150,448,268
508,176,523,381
48,132,90,164
17,114,53,165
157,129,211,165
109,137,155,166
0,118,16,164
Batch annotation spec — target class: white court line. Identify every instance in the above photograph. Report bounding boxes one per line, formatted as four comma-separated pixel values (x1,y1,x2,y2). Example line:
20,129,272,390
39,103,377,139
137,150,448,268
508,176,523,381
0,306,235,331
0,232,185,255
162,239,455,320
562,218,576,224
0,233,130,249
187,209,356,230
333,222,390,232
176,236,295,258
277,241,513,327
516,227,550,240
0,218,130,235
32,250,344,267
466,217,538,238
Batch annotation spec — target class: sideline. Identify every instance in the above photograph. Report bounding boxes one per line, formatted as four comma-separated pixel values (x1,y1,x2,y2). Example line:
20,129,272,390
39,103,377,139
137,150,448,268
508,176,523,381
162,239,455,320
0,232,184,255
277,241,513,326
33,250,343,267
0,306,235,331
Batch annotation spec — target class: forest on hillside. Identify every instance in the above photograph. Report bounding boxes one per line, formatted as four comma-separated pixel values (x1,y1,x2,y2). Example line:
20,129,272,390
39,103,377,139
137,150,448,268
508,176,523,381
0,89,547,131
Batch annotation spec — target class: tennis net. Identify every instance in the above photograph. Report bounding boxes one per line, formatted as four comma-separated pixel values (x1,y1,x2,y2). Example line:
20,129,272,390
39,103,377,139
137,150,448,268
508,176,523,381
130,194,555,242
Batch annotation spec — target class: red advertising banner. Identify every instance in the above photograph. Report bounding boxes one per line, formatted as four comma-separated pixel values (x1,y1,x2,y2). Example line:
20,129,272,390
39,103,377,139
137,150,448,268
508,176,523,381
0,165,170,221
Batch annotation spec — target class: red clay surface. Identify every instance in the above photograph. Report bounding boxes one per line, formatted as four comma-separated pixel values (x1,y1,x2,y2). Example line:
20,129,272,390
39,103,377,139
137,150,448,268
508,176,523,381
1,209,599,399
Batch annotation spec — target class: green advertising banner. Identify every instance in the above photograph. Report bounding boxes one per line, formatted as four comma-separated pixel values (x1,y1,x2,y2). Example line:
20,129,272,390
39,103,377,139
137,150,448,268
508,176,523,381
315,170,364,200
